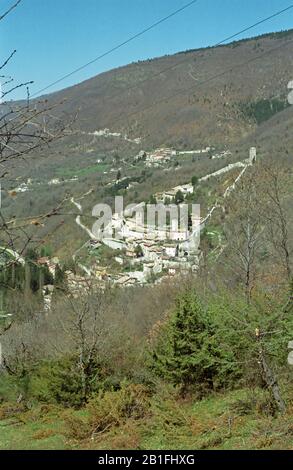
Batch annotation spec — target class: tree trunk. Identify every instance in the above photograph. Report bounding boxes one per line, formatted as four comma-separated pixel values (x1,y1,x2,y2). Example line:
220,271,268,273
259,344,286,414
78,346,87,403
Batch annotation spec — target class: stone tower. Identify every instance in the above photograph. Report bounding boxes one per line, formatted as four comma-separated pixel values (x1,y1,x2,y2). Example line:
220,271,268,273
249,147,257,164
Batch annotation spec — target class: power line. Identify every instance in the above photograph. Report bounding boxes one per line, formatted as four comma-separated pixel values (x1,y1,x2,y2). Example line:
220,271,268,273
32,2,293,101
0,0,21,22
99,3,293,106
209,3,293,46
110,37,293,128
31,0,200,98
10,2,293,133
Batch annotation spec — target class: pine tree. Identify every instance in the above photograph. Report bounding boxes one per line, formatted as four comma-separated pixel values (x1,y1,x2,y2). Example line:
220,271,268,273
191,175,198,187
152,290,224,392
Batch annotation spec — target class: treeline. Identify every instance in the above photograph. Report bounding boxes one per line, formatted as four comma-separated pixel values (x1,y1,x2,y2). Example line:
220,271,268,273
0,247,68,316
239,97,289,125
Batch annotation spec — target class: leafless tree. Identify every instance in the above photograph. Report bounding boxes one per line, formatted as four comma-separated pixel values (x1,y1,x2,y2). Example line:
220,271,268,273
0,1,73,254
0,1,74,345
262,164,292,283
49,283,112,401
223,171,265,303
220,166,289,413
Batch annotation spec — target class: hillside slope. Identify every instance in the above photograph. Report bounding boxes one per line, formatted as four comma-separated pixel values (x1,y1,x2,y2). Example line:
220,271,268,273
39,29,293,149
3,29,293,256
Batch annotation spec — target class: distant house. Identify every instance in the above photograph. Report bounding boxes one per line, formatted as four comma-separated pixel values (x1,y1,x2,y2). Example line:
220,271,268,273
173,184,194,195
126,247,136,258
164,245,177,258
146,147,176,165
162,189,177,200
48,178,60,185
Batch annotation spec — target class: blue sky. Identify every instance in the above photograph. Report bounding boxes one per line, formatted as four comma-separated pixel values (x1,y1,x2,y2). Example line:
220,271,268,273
1,0,293,99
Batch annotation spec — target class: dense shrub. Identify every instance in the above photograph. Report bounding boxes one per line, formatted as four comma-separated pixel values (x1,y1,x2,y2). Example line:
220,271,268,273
31,356,103,408
88,383,150,431
64,383,151,440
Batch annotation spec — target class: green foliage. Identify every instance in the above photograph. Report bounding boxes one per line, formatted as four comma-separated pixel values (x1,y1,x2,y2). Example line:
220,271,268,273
151,290,238,393
0,255,53,316
0,374,20,403
106,174,144,196
26,261,52,293
88,383,150,428
56,163,109,178
175,190,184,205
54,264,67,290
40,245,53,257
207,288,293,387
64,382,150,439
25,248,38,261
29,355,129,408
239,97,289,125
191,175,198,187
149,194,157,204
30,357,97,408
151,285,293,401
0,264,25,290
134,244,144,258
1,386,293,449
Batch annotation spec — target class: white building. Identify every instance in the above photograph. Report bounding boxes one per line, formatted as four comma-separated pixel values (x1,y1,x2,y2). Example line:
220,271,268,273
164,245,178,258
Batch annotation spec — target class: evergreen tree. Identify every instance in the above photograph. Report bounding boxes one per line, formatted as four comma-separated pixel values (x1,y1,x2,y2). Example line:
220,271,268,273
191,175,198,187
151,290,229,392
175,190,184,205
134,244,144,258
25,248,38,261
54,264,67,291
40,245,53,257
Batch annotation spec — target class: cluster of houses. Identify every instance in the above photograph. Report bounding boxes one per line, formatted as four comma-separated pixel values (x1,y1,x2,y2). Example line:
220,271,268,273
10,174,79,195
85,178,201,287
10,178,33,194
13,143,257,305
80,147,257,288
37,146,258,296
177,147,212,155
145,148,177,166
136,146,213,167
211,149,232,160
90,232,200,287
156,183,194,203
89,128,142,145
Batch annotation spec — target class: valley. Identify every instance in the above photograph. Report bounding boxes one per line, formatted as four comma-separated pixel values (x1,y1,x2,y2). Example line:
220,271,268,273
1,14,293,453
